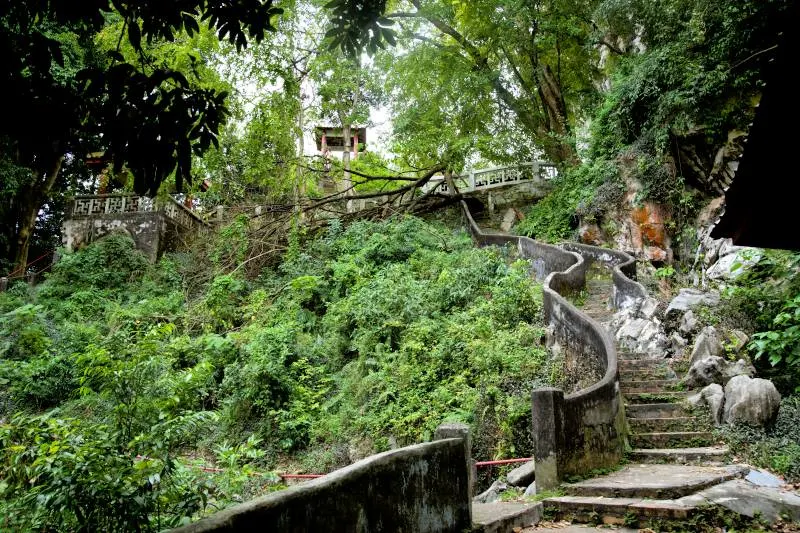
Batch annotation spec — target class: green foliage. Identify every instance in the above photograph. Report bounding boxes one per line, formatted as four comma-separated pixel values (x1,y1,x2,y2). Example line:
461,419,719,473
41,234,150,297
0,215,554,527
592,0,786,160
751,295,800,386
517,160,619,242
654,266,676,279
721,250,800,392
0,413,210,531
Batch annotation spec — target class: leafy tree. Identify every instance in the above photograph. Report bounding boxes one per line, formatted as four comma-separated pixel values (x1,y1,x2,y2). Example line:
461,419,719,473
383,0,603,165
0,0,393,271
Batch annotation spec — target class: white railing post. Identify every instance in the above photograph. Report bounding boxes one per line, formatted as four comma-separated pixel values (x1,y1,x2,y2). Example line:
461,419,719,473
469,172,475,191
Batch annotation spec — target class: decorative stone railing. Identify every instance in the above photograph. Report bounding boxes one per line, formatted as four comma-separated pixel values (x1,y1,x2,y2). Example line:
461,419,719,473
422,161,557,195
461,201,646,489
70,194,205,231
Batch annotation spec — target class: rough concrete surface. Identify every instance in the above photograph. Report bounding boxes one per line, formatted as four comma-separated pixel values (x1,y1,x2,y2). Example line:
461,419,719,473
679,478,800,523
565,464,748,499
472,502,543,533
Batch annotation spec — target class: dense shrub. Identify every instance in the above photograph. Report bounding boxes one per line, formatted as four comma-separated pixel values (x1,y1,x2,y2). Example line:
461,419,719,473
0,215,554,527
516,159,619,242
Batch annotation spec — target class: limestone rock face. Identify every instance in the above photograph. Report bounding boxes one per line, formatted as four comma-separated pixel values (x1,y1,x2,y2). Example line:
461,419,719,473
638,297,660,320
690,326,724,364
688,383,725,425
578,222,603,246
665,289,720,321
723,375,781,426
625,202,671,262
506,461,536,487
670,332,688,355
679,310,699,335
727,330,750,354
682,356,755,388
615,317,669,358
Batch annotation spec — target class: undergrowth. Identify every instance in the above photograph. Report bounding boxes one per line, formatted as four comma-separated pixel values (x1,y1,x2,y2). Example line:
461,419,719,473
0,217,556,529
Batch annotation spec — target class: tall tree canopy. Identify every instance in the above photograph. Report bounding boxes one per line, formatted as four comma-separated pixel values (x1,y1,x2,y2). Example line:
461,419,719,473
383,0,602,165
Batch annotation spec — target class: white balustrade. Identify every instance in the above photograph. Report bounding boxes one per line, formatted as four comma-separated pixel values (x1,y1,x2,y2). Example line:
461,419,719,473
71,194,203,229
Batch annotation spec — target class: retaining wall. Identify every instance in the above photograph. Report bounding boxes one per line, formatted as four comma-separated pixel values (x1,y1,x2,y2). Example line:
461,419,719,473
172,426,472,533
461,201,645,487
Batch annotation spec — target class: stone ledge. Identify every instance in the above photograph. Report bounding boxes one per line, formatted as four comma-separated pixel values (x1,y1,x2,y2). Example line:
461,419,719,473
472,502,543,533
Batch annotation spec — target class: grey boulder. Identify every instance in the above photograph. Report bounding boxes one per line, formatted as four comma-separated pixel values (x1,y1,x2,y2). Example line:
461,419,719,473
679,310,699,335
687,383,725,425
690,326,723,364
506,460,536,487
665,289,720,321
706,248,762,280
473,480,507,504
723,375,781,426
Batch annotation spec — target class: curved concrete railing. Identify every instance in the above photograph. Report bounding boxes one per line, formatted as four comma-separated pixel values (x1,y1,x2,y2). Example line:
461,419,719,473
461,201,646,488
561,242,647,311
172,424,472,532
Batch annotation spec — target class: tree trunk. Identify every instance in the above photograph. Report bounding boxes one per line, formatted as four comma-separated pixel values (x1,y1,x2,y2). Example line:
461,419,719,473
342,121,352,212
12,154,64,272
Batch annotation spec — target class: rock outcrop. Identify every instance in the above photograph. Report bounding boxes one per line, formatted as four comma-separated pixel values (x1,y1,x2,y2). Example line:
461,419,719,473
723,375,781,426
665,289,720,322
689,326,724,364
687,383,725,425
682,356,755,388
506,461,536,487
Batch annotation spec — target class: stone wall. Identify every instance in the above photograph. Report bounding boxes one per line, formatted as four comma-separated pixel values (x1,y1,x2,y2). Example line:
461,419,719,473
461,202,644,488
172,431,472,533
63,212,165,260
63,211,198,261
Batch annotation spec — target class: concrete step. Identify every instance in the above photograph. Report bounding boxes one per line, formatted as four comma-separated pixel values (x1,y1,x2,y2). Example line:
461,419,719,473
618,359,664,370
627,447,730,464
621,379,679,394
620,367,676,381
563,464,748,500
630,431,715,449
627,416,710,433
617,352,659,360
625,402,690,419
543,495,695,525
471,502,543,532
624,392,686,404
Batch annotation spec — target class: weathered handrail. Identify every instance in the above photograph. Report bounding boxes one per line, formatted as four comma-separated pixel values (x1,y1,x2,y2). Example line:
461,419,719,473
70,194,206,230
422,161,557,195
461,201,645,489
171,424,472,532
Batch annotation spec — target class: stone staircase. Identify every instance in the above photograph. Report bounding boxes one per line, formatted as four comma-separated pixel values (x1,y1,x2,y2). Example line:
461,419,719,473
621,352,728,463
543,261,734,527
